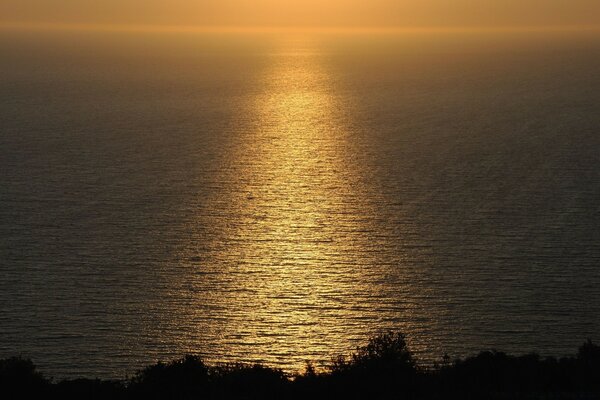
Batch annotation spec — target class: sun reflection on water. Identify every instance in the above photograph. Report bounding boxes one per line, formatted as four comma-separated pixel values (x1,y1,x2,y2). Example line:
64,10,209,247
174,36,415,371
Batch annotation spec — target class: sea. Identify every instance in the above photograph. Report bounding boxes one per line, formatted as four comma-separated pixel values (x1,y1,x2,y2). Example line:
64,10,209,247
1,28,599,379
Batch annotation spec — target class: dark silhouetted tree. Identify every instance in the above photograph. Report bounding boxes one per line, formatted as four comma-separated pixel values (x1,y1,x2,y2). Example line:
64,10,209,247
129,355,209,400
0,356,49,398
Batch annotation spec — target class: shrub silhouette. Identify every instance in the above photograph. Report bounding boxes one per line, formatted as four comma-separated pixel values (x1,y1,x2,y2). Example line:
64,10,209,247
329,331,415,372
440,351,547,394
0,356,49,398
54,378,126,400
129,355,209,400
576,339,600,391
1,334,600,399
326,331,417,399
210,363,288,399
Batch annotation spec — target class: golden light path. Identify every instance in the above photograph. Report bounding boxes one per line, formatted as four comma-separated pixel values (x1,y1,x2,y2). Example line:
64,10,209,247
169,36,422,372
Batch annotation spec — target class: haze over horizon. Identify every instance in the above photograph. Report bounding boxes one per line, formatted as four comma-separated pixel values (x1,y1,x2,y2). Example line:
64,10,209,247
2,0,600,31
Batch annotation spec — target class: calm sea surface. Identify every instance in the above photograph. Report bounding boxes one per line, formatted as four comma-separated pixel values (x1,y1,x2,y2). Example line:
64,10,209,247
1,30,599,379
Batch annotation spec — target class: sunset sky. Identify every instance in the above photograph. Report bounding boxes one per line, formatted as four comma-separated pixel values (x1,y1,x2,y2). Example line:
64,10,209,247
2,0,599,30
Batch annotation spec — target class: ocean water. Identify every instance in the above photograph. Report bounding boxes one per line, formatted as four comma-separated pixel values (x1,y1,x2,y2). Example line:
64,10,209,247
1,29,599,379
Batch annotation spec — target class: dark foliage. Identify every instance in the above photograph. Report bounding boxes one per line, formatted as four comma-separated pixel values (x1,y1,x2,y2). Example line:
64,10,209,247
323,331,417,399
0,356,49,398
54,378,127,400
129,355,209,400
210,363,289,399
1,333,599,400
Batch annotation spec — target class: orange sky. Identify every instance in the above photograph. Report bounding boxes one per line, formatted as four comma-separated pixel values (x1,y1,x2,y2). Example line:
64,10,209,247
1,0,599,30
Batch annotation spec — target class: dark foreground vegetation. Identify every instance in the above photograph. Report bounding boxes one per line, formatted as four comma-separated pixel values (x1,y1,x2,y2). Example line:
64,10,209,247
2,332,600,399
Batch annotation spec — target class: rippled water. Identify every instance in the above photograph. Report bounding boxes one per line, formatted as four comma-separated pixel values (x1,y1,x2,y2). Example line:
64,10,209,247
1,30,599,379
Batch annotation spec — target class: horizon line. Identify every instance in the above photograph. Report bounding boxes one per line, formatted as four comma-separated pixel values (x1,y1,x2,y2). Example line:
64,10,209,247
2,22,600,34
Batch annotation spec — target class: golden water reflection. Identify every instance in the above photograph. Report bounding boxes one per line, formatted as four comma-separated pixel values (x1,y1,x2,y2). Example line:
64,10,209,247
178,36,419,371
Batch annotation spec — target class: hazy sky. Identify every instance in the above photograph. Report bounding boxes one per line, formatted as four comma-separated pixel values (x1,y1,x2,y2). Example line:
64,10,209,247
1,0,599,29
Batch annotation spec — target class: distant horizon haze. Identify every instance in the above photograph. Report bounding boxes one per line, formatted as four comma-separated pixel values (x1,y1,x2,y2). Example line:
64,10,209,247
2,22,600,34
1,0,599,30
